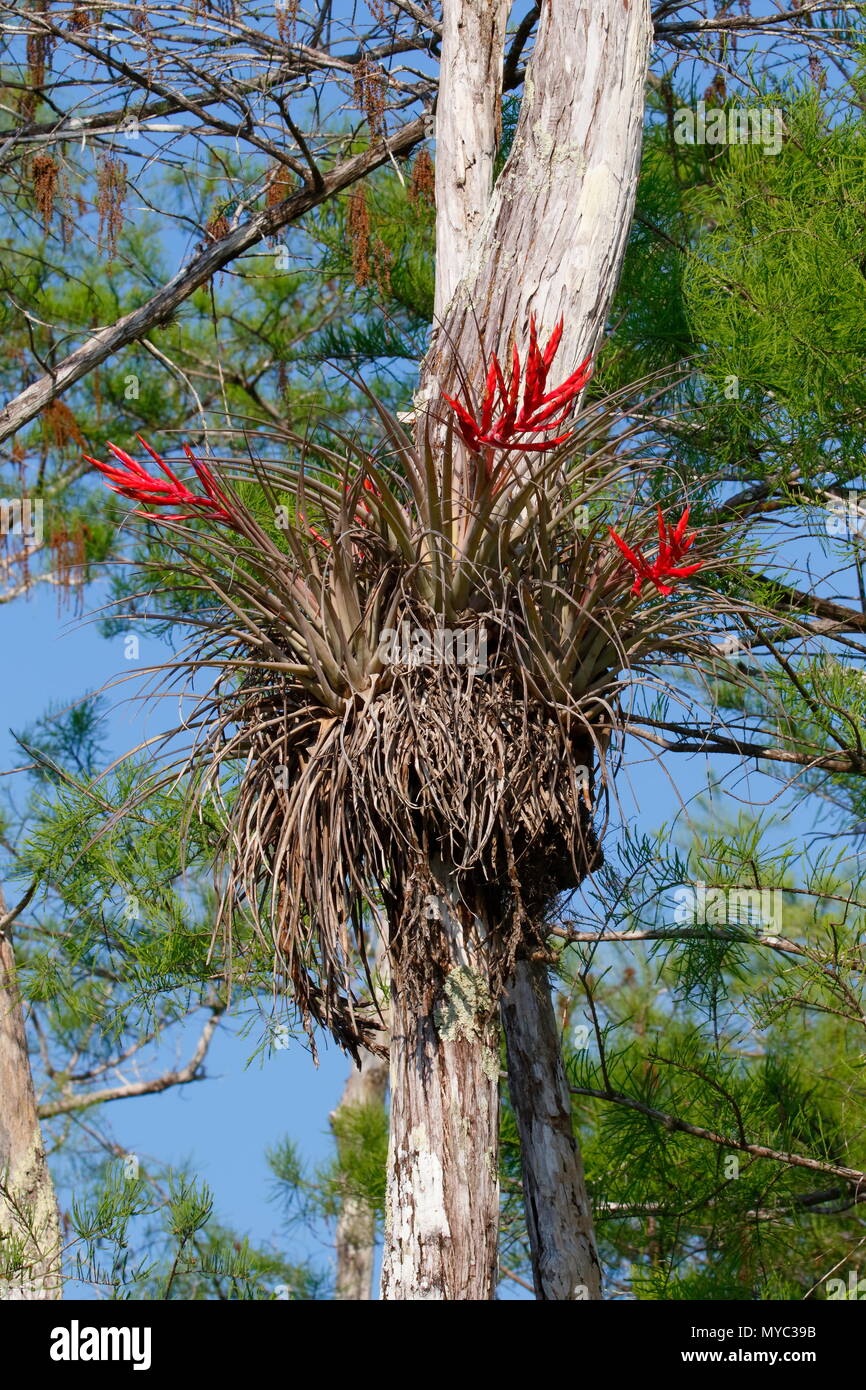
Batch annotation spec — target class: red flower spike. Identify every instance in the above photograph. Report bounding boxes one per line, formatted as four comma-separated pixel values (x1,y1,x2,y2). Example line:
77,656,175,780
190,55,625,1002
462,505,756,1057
542,319,563,370
481,360,498,437
89,440,380,557
608,506,703,598
442,316,592,454
523,321,541,416
86,439,238,530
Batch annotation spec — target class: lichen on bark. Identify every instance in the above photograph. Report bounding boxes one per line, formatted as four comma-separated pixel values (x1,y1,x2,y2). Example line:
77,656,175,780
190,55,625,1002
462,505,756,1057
434,964,492,1044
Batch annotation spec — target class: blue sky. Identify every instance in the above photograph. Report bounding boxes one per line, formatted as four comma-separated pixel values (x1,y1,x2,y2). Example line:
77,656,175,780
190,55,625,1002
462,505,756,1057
0,582,350,1288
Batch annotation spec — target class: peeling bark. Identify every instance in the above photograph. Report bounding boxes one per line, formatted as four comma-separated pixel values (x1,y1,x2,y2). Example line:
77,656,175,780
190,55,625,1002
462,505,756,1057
502,958,602,1299
416,0,652,1300
0,898,62,1300
380,873,500,1301
383,0,651,1301
423,0,653,400
379,0,508,1303
433,0,511,319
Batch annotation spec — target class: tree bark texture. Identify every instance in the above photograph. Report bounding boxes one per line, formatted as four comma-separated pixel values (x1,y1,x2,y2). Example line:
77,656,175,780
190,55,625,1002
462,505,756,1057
0,900,62,1300
383,0,652,1300
380,0,510,1303
433,0,511,320
423,0,653,401
380,869,500,1300
502,957,602,1299
414,0,652,1300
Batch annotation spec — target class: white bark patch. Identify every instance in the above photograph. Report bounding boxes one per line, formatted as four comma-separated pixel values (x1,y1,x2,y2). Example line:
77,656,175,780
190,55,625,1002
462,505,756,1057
402,1128,451,1240
421,0,653,424
0,929,62,1298
386,0,651,1301
433,0,511,318
575,163,618,226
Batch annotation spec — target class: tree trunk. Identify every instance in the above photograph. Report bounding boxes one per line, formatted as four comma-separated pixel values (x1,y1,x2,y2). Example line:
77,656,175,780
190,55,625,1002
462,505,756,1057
415,0,652,1300
423,0,653,401
433,0,511,320
383,0,651,1300
332,1043,389,1300
0,895,62,1300
378,0,510,1303
502,958,602,1299
380,869,500,1300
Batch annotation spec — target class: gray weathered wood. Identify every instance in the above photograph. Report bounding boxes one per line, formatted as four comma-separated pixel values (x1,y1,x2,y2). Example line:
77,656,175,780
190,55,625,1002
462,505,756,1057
0,897,62,1300
422,0,653,429
379,0,510,1301
502,958,603,1299
433,0,511,319
380,869,500,1301
410,0,653,1301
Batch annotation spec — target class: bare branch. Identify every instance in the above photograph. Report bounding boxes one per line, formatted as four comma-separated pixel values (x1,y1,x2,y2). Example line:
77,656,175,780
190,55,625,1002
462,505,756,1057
569,1082,866,1188
656,1,861,37
38,1008,223,1119
389,0,442,37
0,881,37,940
0,113,430,445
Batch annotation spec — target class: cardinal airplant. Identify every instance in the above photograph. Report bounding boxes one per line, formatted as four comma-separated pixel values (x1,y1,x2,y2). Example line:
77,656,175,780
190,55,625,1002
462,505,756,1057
89,324,725,1055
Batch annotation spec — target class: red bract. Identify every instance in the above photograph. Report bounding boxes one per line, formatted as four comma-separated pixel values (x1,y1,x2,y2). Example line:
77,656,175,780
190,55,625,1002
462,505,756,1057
609,505,703,597
86,438,237,529
308,475,380,551
442,316,592,454
355,475,379,516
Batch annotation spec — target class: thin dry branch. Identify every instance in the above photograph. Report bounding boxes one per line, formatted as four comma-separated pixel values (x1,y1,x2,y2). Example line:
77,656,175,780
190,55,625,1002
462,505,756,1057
37,1007,223,1118
655,1,861,38
0,113,430,445
569,1082,866,1188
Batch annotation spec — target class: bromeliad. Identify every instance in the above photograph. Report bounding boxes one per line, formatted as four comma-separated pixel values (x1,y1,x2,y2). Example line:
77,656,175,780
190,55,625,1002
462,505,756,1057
442,316,592,455
88,439,382,546
609,505,703,597
81,373,724,1070
309,477,379,549
86,438,238,529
